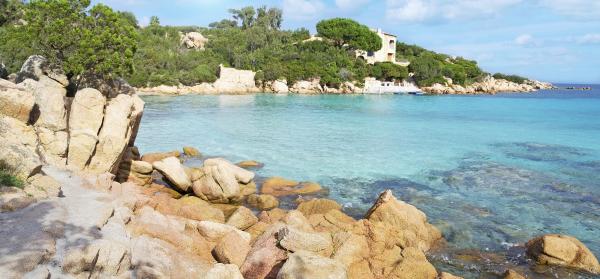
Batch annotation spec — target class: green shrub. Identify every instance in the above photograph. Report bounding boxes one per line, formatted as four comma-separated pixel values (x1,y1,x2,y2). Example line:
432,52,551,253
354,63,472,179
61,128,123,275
0,162,23,189
492,73,528,84
316,18,381,51
403,45,486,86
371,62,408,82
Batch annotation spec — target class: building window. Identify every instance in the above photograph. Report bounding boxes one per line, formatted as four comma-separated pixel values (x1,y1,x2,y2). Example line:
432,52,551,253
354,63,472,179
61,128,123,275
367,51,374,57
389,40,395,50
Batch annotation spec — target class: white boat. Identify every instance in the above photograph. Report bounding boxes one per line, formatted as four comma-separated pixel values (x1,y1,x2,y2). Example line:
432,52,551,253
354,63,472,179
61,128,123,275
362,78,422,94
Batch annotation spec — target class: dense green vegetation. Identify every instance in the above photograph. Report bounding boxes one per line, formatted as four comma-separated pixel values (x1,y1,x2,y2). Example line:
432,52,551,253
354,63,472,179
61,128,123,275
0,0,24,26
397,42,486,86
316,18,381,51
371,62,408,82
128,7,379,87
0,1,530,90
1,0,137,84
492,73,527,84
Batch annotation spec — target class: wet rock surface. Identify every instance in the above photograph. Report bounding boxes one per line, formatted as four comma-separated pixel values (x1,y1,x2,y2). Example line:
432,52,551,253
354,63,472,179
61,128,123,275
527,234,600,274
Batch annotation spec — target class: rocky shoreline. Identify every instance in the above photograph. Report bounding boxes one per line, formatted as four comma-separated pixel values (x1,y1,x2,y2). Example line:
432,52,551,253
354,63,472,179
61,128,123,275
1,57,598,279
135,65,554,96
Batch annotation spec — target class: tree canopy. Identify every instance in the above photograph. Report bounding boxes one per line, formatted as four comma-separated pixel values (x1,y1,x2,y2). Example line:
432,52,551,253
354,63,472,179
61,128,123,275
222,6,282,30
492,73,527,84
3,0,138,82
316,18,381,52
0,2,527,90
400,43,485,86
371,62,408,82
0,0,25,27
149,16,160,27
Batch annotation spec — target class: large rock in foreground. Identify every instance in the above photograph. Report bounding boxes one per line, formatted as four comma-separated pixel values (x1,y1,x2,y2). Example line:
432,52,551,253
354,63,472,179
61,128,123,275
0,116,43,179
153,157,192,192
87,94,143,174
277,250,346,279
365,190,441,252
67,88,107,170
32,77,69,166
191,158,255,203
526,234,600,274
0,80,37,123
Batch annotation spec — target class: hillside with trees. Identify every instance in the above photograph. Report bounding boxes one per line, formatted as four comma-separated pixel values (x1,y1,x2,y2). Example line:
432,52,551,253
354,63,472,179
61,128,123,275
0,1,532,91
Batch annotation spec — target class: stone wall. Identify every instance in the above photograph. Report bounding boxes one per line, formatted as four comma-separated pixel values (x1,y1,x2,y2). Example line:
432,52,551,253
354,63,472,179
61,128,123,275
213,65,260,93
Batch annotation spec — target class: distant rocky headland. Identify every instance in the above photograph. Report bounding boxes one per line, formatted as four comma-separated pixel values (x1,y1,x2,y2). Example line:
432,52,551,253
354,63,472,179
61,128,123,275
1,55,598,279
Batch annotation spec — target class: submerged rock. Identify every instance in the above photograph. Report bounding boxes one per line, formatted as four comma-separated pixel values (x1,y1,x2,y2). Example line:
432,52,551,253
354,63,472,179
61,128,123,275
141,150,181,163
183,146,201,157
237,160,263,169
526,234,600,274
493,142,587,162
261,177,323,197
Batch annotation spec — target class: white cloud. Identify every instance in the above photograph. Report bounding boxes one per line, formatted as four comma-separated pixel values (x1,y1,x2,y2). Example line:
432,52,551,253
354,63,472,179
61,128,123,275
515,34,534,46
386,0,521,22
386,0,433,22
538,0,600,19
335,0,371,10
577,34,600,44
283,0,325,20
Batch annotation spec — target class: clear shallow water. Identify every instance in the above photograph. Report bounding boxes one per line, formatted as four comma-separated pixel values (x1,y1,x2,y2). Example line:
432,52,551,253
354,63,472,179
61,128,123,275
137,88,600,278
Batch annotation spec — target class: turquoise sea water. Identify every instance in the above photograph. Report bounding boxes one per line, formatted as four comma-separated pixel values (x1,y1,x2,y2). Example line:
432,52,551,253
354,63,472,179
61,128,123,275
137,87,600,278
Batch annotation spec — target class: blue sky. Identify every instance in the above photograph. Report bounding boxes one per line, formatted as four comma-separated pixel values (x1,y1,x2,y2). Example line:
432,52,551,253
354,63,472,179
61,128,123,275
95,0,600,84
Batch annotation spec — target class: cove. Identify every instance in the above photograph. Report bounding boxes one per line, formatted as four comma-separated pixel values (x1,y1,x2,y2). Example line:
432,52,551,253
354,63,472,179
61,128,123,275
136,88,600,277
